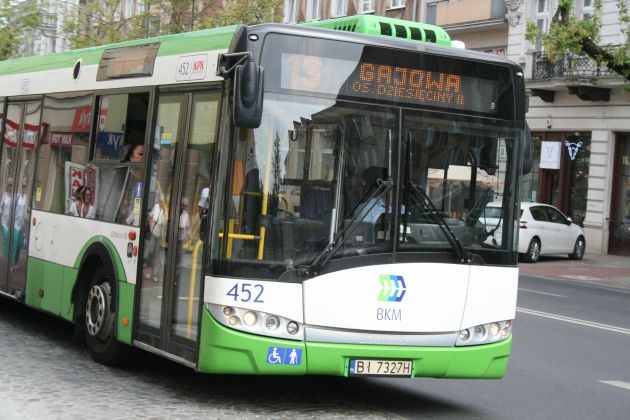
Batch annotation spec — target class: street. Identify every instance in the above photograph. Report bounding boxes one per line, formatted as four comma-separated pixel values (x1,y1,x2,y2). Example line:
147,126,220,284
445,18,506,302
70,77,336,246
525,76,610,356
1,274,629,419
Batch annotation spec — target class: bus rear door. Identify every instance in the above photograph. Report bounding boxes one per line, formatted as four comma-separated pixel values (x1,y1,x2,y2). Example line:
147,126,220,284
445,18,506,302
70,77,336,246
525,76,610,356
0,100,41,300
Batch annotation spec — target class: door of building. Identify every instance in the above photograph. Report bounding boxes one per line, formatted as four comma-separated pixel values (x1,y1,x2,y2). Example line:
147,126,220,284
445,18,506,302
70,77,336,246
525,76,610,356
536,132,590,226
608,134,630,256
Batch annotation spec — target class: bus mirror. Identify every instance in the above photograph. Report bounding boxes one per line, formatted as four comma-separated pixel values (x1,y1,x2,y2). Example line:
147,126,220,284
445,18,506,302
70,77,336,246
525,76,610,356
234,59,264,128
522,124,533,175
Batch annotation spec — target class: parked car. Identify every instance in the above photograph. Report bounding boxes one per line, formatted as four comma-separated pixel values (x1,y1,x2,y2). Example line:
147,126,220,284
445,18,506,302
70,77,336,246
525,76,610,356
482,202,586,263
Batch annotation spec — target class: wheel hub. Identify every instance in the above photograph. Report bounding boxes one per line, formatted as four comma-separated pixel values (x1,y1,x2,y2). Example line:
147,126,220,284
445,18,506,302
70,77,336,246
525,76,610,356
85,282,113,339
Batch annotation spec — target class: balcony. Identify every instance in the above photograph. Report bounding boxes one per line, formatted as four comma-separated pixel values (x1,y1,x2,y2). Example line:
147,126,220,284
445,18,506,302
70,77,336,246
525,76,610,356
532,51,613,80
529,51,626,102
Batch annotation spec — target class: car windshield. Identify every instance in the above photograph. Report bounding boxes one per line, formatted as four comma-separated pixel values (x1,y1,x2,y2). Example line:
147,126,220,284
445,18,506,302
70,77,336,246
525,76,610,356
213,93,524,279
482,207,503,219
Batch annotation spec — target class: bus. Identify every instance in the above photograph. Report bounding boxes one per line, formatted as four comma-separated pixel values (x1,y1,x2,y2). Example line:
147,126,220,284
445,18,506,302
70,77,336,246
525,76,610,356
0,15,530,378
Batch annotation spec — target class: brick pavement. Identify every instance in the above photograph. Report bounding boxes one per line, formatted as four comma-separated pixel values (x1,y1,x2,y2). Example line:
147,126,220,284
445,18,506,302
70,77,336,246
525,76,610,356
518,253,630,289
0,302,395,420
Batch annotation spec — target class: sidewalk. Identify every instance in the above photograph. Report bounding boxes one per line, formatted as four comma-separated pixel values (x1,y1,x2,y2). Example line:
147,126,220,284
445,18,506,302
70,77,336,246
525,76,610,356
519,253,630,290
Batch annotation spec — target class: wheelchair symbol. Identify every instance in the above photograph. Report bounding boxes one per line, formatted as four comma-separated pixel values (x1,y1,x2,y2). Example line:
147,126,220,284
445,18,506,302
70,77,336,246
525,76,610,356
267,347,284,364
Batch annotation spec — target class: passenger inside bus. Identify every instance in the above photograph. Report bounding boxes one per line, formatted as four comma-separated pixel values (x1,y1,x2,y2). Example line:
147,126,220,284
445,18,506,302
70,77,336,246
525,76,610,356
119,143,145,226
124,144,145,162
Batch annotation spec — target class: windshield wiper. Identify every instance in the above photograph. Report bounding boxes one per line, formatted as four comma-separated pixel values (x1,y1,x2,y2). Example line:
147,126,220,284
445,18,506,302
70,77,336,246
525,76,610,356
297,177,393,278
407,183,472,264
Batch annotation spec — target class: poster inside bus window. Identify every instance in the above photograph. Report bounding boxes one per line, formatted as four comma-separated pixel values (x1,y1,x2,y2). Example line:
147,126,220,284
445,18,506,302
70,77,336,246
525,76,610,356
280,53,499,114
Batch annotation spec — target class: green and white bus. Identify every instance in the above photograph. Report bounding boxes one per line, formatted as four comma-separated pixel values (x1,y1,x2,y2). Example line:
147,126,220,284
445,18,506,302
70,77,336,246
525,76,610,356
0,15,530,378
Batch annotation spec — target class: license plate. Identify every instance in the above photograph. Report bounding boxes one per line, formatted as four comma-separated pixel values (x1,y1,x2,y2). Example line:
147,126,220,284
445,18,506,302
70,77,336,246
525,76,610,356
349,359,412,377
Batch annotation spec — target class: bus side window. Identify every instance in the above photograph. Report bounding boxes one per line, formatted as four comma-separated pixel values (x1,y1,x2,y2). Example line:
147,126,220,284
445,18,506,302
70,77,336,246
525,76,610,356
90,92,150,224
36,94,93,215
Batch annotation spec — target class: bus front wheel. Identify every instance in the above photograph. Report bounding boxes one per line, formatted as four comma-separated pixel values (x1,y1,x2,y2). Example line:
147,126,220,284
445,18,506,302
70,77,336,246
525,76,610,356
84,267,125,365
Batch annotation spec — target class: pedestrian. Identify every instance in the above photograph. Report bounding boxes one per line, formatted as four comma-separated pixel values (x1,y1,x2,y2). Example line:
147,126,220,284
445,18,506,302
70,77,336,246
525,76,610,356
144,199,166,282
11,180,28,268
1,178,13,261
179,197,191,248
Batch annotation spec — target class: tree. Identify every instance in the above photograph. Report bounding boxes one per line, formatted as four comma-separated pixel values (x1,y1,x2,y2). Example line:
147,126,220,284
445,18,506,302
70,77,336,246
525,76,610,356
63,0,151,49
147,0,221,34
201,0,282,28
526,0,630,81
0,0,41,60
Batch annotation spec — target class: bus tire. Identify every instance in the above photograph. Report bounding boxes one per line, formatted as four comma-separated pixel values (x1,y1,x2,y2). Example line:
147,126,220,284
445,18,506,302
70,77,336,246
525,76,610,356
84,266,126,365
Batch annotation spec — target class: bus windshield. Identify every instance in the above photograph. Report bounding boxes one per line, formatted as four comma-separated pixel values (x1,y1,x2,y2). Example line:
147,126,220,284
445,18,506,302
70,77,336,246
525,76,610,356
214,92,524,278
213,33,524,279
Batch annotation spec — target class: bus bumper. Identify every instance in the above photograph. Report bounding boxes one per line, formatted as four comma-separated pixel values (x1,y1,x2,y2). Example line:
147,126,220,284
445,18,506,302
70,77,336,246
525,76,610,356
198,309,512,378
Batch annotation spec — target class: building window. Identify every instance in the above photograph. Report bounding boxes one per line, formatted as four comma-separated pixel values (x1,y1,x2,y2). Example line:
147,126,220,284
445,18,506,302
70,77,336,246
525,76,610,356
284,0,297,23
360,0,375,13
123,0,133,18
426,3,437,24
389,0,406,8
534,0,549,51
582,0,594,19
306,0,321,20
332,0,347,17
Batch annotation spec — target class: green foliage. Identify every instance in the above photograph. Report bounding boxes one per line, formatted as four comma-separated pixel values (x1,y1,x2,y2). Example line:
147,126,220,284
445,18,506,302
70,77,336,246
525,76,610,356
526,0,629,80
148,0,195,35
201,0,282,28
0,0,41,60
63,0,151,49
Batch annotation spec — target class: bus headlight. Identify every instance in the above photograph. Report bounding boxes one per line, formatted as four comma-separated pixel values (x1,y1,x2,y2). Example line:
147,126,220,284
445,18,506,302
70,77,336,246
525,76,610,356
205,303,304,341
265,316,280,330
456,320,512,346
243,311,258,326
286,321,299,335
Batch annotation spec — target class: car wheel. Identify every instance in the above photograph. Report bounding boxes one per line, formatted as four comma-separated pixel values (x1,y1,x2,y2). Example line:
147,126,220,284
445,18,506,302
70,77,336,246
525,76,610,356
569,236,585,260
524,238,541,263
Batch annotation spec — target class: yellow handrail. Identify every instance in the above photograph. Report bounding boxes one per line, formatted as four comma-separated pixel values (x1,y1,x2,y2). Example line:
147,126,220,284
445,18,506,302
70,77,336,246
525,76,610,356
185,238,203,339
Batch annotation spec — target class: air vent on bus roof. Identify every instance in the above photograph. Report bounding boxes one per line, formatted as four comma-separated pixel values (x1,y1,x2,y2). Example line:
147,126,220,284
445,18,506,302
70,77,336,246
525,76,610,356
409,27,422,41
301,15,452,47
394,24,407,38
333,20,358,32
379,22,392,36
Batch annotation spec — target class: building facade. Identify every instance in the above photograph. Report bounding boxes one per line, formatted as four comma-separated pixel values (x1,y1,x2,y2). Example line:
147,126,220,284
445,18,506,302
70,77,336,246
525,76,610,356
506,0,630,256
15,0,77,57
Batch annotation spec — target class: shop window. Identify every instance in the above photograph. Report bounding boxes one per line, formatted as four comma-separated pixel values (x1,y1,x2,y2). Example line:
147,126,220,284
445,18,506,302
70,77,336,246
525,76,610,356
566,135,590,226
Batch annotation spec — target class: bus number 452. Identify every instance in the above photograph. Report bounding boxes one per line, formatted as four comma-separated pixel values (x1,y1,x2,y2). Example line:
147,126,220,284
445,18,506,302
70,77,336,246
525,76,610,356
227,283,264,303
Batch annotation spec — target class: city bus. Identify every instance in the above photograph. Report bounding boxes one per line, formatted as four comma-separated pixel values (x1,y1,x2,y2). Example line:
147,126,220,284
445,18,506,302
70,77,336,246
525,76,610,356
0,15,530,378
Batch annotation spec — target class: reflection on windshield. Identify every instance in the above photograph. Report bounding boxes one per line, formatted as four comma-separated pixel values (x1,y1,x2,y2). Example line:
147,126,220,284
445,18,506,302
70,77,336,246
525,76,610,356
214,93,522,278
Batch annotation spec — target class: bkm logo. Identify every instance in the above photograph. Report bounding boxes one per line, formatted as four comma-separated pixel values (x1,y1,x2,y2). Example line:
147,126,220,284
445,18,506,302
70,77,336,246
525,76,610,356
378,275,407,302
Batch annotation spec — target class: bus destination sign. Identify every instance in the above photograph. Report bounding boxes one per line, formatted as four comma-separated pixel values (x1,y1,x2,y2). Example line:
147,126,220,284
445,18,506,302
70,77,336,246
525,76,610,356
97,42,160,81
281,53,499,114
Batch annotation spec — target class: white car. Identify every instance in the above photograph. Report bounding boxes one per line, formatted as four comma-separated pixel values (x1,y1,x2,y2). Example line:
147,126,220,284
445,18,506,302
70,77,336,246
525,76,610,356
482,202,586,263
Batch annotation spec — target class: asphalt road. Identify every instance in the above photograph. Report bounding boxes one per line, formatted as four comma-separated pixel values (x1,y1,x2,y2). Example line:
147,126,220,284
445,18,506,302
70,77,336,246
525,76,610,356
1,275,629,419
366,275,630,419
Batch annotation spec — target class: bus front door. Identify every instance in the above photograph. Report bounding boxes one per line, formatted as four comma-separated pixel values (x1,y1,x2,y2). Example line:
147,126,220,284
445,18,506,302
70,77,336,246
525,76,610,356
136,91,219,364
0,100,41,299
